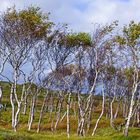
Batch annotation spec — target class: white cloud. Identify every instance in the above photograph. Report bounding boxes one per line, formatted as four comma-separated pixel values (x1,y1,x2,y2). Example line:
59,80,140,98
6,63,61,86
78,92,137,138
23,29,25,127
0,0,140,32
0,1,11,11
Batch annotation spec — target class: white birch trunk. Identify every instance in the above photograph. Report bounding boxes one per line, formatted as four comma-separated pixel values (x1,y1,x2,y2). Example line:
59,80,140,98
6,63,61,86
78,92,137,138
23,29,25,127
124,82,137,136
92,86,105,136
67,92,71,138
37,91,48,133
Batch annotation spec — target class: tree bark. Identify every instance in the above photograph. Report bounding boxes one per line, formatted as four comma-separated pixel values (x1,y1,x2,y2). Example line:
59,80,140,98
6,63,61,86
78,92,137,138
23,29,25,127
92,87,105,136
67,92,71,138
28,89,38,131
124,82,137,136
37,91,48,133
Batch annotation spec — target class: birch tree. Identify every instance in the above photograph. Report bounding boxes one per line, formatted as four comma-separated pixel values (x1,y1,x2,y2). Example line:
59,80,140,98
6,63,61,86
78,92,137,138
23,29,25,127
116,21,140,136
0,6,52,131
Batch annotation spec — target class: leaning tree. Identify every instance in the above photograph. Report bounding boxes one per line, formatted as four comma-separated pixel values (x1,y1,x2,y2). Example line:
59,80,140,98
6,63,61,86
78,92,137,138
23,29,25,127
116,21,140,136
0,6,52,131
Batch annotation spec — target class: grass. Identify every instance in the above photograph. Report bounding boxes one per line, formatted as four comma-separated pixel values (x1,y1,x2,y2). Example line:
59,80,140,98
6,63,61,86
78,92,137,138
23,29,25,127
0,81,140,139
0,127,139,140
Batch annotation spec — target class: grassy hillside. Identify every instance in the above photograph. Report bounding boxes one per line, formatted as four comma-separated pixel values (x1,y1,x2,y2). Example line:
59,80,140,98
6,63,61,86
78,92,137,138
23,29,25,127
0,81,139,140
0,127,139,140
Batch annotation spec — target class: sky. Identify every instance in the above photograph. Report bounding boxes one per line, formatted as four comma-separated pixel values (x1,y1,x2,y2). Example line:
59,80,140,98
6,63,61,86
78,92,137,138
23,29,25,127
0,0,140,32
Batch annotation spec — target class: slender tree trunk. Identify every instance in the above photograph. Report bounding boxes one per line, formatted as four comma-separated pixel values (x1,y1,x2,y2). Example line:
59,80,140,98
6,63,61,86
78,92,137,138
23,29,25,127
77,70,98,136
67,92,71,138
10,84,15,128
23,93,28,115
86,98,94,133
14,102,21,131
92,87,105,136
114,100,120,119
124,82,137,136
28,90,38,131
0,86,3,103
78,117,85,136
12,68,23,132
22,84,32,115
13,68,18,132
37,90,48,133
54,91,63,131
110,95,116,128
60,111,67,122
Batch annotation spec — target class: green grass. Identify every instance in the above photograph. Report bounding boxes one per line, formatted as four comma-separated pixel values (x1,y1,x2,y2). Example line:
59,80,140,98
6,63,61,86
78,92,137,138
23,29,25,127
0,127,139,140
0,81,140,140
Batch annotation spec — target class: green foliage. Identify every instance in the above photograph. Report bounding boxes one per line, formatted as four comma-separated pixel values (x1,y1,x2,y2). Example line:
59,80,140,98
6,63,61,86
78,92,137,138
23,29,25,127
116,21,140,47
116,36,126,45
123,67,134,81
104,20,118,33
123,21,140,46
60,32,92,47
2,6,53,41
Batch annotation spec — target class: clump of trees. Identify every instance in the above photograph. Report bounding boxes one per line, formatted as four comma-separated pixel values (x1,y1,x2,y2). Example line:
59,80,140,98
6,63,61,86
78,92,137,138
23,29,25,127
0,6,140,138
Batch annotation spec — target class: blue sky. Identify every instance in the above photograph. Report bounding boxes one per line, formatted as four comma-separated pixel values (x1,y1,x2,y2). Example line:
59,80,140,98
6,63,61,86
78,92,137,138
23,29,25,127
0,0,139,31
1,0,140,82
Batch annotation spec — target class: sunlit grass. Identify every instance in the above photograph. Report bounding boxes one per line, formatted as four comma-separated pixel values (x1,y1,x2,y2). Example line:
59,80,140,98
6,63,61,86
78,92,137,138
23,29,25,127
0,81,140,140
0,127,139,140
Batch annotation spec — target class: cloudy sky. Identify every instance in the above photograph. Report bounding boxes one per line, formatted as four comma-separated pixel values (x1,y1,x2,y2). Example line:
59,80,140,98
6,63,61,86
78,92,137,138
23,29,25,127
0,0,140,32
